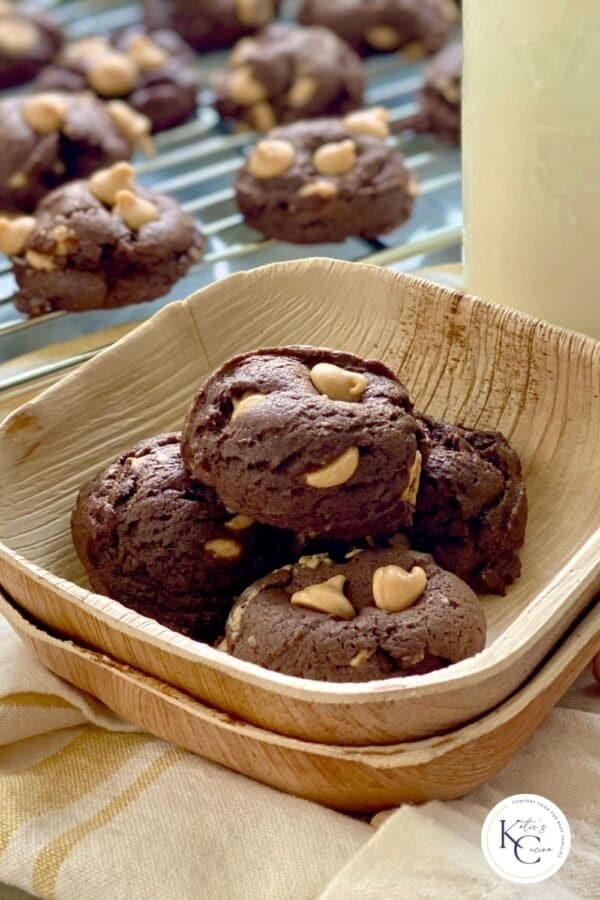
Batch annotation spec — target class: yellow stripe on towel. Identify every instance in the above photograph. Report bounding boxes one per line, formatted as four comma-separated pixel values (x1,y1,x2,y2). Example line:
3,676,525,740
0,692,74,710
0,728,153,856
32,744,181,898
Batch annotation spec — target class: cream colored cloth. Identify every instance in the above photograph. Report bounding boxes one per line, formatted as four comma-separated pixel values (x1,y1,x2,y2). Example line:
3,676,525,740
0,611,598,900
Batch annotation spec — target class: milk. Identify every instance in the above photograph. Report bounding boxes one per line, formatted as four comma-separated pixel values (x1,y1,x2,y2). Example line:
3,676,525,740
463,0,600,338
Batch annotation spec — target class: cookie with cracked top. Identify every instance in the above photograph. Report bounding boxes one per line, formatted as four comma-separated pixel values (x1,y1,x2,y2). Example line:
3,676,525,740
224,545,486,681
417,41,462,144
0,92,145,214
214,24,365,132
409,416,528,594
181,346,427,540
71,433,294,642
235,114,417,244
0,1,63,89
37,29,198,133
2,162,204,314
298,0,458,57
143,0,283,51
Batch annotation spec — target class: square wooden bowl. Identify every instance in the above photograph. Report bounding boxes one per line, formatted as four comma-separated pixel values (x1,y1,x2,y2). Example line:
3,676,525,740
0,259,598,746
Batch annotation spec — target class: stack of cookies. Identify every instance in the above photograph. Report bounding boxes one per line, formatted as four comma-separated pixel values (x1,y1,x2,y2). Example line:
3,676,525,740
72,345,527,683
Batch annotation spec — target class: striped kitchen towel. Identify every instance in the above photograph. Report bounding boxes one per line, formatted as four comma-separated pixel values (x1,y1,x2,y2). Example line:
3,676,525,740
1,610,598,900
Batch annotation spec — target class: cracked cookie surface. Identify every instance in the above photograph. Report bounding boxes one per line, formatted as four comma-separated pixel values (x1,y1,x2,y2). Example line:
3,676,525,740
7,166,204,314
182,346,426,540
409,416,528,594
72,433,294,641
143,0,283,51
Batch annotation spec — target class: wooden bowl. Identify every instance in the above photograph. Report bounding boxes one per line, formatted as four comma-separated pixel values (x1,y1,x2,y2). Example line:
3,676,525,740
1,589,598,812
0,259,598,745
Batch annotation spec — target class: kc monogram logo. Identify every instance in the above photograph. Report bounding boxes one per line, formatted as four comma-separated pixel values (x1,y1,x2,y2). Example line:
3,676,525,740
481,795,571,884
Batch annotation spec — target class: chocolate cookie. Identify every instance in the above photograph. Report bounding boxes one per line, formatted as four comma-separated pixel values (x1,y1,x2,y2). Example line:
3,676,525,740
182,346,426,540
0,1,63,89
72,433,294,641
143,0,283,51
224,545,486,682
0,92,149,214
409,417,528,594
214,25,364,132
417,41,462,144
235,113,416,243
298,0,458,57
1,162,204,315
38,29,198,133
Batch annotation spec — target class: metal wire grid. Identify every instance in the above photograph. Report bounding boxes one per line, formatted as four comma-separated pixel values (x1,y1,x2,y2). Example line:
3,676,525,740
0,0,463,390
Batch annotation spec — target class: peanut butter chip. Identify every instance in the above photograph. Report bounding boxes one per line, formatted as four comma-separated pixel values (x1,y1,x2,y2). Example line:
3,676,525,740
26,249,56,271
250,100,276,132
226,514,255,530
403,41,426,61
0,18,39,53
310,362,368,402
344,107,390,140
50,224,76,255
401,451,422,505
236,0,273,26
89,162,136,205
64,36,110,60
248,139,295,178
365,25,401,51
230,37,257,67
107,100,154,155
228,65,267,106
287,76,317,108
372,565,427,613
350,648,372,668
291,574,355,620
305,447,359,489
205,538,243,559
87,52,139,96
231,392,266,420
114,190,160,230
127,34,169,70
298,180,338,200
22,93,68,134
0,216,35,256
312,139,356,176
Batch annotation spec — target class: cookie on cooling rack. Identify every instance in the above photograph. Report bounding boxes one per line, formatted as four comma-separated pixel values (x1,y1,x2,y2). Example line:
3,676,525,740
143,0,283,51
72,433,294,642
0,0,63,89
181,346,426,540
234,112,417,243
224,545,486,682
298,0,458,57
0,92,152,214
0,161,204,315
409,416,528,594
214,24,365,132
416,41,462,144
38,29,198,133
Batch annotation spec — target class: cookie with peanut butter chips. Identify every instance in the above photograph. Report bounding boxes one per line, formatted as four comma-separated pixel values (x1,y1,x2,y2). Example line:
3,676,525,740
71,433,294,642
235,115,416,243
181,346,427,540
224,545,486,681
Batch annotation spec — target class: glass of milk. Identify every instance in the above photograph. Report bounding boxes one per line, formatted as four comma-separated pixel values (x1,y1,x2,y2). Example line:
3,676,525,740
463,0,600,338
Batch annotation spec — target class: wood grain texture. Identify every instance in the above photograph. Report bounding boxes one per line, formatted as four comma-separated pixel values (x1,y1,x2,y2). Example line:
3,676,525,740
1,591,598,812
0,259,598,745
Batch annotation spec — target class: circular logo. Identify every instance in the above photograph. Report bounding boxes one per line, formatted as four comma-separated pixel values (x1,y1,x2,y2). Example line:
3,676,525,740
481,794,571,884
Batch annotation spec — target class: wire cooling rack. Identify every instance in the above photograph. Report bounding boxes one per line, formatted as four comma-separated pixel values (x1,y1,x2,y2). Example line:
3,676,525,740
0,0,463,391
